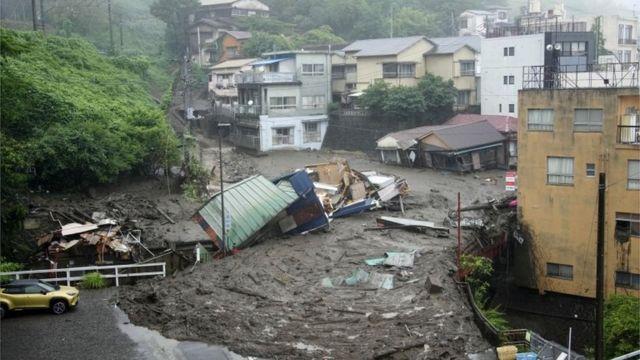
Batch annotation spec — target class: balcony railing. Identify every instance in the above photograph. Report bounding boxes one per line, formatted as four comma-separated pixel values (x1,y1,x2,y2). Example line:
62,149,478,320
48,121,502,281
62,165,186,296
230,132,261,151
213,104,262,123
486,21,587,38
618,115,639,144
235,71,298,84
522,62,639,89
619,38,638,45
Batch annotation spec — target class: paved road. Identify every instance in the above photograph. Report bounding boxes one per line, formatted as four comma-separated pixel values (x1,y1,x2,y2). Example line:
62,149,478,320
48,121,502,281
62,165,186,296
1,288,244,360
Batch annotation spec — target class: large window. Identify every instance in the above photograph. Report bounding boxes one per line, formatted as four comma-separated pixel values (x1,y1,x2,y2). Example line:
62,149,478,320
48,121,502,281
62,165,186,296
383,63,416,78
629,160,640,190
574,109,603,132
269,96,296,110
508,104,515,113
615,271,640,289
560,41,587,56
460,61,475,76
303,122,321,143
301,95,325,109
457,91,470,106
528,109,554,131
302,64,324,76
331,65,345,79
547,263,573,280
272,127,294,145
547,157,574,185
615,212,640,242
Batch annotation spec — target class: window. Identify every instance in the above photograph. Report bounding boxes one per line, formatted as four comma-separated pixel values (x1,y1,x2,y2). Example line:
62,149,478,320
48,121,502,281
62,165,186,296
331,65,345,79
303,122,321,143
345,65,356,73
398,63,416,78
24,285,44,294
301,95,325,109
629,160,640,189
503,46,514,56
382,63,397,78
460,19,468,29
3,286,23,294
615,213,640,242
527,109,554,131
269,96,296,110
499,104,502,113
498,11,507,20
503,75,515,85
508,104,515,113
272,127,294,145
560,41,586,56
574,109,603,132
619,24,625,41
547,157,574,185
547,263,573,280
226,46,238,57
586,163,595,177
302,64,324,76
460,61,475,76
457,91,470,106
616,271,640,289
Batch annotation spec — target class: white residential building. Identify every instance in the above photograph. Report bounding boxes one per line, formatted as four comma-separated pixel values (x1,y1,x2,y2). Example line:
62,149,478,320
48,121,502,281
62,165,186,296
209,58,256,104
576,15,639,63
215,50,332,152
459,8,510,37
481,31,598,115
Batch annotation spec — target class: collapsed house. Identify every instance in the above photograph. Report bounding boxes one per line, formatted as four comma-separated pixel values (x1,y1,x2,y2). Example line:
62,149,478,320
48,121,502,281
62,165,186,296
376,120,507,171
193,159,409,255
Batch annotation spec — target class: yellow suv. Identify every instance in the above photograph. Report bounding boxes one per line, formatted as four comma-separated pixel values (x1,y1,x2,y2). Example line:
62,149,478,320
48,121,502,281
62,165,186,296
0,279,79,318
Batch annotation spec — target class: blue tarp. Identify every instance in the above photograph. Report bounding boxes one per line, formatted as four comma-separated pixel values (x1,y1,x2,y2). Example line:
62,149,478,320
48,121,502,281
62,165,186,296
273,171,329,234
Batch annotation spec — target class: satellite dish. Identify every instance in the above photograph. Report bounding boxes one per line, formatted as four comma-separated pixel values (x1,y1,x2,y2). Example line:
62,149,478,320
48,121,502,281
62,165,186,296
248,100,254,106
545,44,554,51
554,43,562,51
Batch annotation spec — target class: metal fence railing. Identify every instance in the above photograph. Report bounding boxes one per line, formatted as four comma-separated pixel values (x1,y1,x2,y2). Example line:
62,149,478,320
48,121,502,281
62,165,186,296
523,62,639,89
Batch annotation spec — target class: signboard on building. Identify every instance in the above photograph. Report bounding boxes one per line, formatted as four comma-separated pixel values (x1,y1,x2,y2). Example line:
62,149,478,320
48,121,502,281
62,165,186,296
505,171,517,191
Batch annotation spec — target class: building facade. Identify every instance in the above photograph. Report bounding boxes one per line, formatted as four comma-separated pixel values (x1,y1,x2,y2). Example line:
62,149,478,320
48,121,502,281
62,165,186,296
515,81,640,298
578,15,639,63
481,31,596,116
215,51,332,152
209,58,256,104
458,8,509,37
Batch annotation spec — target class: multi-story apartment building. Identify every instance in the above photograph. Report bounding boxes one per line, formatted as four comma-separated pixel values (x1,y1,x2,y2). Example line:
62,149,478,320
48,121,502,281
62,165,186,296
577,15,639,63
214,50,332,152
515,63,639,298
424,36,481,111
209,58,256,104
481,31,596,116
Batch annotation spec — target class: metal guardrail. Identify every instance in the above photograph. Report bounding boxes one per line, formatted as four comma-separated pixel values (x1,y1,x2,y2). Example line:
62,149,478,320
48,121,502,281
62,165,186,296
486,21,587,38
619,38,638,45
522,62,639,89
0,263,166,287
611,349,640,360
235,71,298,84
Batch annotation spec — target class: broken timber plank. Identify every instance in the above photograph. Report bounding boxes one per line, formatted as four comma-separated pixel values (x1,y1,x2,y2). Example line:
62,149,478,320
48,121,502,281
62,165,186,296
156,207,176,224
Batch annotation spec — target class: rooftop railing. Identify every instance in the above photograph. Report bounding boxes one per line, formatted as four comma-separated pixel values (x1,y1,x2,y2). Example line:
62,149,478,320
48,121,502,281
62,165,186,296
522,62,639,89
486,21,587,38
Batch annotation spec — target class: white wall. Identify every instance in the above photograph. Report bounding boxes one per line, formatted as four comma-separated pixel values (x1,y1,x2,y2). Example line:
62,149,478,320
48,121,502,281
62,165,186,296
258,115,329,151
480,34,545,115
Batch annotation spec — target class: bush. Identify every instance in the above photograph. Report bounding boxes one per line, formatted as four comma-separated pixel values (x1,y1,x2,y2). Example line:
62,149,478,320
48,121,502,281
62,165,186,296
81,272,107,289
460,254,509,331
605,295,640,358
0,259,23,283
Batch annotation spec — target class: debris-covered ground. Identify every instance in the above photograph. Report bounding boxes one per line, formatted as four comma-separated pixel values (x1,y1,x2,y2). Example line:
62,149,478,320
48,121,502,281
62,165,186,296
116,143,508,359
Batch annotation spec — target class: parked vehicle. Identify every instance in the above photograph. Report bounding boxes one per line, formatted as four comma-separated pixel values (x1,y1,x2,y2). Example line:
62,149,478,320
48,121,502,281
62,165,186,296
0,279,79,318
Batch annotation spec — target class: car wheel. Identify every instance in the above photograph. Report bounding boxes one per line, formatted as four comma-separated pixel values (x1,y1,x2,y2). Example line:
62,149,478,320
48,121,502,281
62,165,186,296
0,304,7,319
51,299,67,315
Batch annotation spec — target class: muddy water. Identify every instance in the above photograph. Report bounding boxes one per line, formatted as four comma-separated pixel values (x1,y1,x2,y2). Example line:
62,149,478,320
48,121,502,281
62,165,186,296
114,305,250,360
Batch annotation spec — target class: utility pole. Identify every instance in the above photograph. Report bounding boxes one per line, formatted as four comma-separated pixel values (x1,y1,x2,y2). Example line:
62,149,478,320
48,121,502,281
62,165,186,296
595,172,606,360
119,14,124,48
39,0,45,34
390,5,394,38
31,0,37,31
107,0,114,54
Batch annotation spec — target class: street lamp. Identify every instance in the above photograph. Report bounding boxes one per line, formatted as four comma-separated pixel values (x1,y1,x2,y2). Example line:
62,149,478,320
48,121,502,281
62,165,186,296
217,122,231,253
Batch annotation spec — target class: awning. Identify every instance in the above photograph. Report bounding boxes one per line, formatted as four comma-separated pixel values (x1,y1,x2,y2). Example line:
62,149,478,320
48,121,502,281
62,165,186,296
251,58,288,66
348,92,364,98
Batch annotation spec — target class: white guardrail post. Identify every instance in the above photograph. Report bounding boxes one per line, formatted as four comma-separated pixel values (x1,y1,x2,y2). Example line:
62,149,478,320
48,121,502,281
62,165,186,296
114,267,119,287
66,269,71,286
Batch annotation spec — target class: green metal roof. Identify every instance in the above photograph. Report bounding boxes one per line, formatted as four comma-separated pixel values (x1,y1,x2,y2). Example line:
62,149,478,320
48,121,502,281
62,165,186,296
195,175,298,251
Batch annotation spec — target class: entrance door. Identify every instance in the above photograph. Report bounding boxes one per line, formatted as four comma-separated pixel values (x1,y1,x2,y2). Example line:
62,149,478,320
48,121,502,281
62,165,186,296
472,152,481,170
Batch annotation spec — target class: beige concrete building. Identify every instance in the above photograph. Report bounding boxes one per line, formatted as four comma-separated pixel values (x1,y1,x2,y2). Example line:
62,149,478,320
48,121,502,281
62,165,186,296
515,82,640,298
577,15,639,63
424,36,481,111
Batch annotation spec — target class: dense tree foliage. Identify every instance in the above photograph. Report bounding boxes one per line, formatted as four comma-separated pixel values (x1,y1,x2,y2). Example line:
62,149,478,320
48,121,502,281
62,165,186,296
359,75,457,123
295,26,345,47
150,0,199,55
0,29,179,259
242,31,294,57
604,295,640,358
262,0,507,40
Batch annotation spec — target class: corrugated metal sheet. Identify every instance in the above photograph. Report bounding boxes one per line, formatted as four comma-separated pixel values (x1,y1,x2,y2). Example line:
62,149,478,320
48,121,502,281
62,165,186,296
193,175,298,252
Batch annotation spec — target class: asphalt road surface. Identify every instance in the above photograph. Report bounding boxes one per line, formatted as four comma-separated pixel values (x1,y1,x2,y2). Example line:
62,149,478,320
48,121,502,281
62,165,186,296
1,288,244,360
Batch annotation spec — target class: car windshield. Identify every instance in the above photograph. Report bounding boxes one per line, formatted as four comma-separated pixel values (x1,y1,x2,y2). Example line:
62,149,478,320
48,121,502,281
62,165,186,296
38,281,56,292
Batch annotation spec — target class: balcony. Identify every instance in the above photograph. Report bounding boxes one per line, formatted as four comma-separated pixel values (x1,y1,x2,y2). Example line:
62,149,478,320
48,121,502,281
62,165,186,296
522,62,639,89
618,115,639,145
235,71,298,84
486,21,587,38
213,104,262,125
619,38,638,45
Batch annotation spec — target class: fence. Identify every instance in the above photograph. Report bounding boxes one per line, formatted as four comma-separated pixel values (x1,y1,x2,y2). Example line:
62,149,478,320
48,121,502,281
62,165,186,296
522,62,639,89
0,263,166,287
